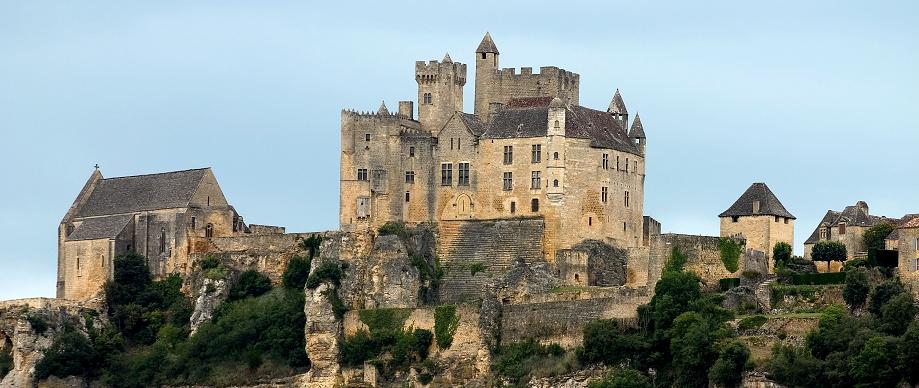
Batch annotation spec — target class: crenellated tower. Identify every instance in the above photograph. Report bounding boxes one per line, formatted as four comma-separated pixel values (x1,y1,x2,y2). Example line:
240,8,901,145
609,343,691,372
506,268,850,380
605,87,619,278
416,53,466,133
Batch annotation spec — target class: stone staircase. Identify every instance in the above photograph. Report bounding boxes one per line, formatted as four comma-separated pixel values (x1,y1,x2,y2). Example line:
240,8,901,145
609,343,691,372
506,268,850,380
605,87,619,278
754,275,779,311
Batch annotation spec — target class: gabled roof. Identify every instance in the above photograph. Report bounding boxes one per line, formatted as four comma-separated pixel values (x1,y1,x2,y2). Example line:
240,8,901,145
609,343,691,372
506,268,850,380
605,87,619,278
75,168,210,217
457,112,487,136
607,89,627,115
476,32,499,54
67,214,132,241
804,210,840,244
479,98,641,155
719,183,795,219
629,113,645,139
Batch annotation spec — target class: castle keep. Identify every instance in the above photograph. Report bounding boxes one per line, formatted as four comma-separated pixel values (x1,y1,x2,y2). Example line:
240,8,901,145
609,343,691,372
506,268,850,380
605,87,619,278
340,33,648,262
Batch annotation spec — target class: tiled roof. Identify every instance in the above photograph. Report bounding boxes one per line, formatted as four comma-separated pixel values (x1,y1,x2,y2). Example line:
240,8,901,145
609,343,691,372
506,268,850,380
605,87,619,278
629,113,645,139
803,204,913,244
75,168,209,217
901,217,919,229
719,183,795,219
67,214,132,241
804,210,839,244
480,99,641,155
457,113,487,136
476,32,499,54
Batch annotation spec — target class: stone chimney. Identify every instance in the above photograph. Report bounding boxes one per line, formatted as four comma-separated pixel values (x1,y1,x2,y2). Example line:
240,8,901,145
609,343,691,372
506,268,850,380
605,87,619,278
398,101,414,120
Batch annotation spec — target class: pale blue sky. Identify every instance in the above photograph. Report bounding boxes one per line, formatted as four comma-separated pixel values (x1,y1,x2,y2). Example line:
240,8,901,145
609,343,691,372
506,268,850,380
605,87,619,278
1,1,917,300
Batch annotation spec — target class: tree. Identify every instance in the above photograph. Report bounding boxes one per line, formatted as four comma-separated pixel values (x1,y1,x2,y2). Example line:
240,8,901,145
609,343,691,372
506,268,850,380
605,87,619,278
811,241,847,272
228,270,272,301
849,336,901,387
773,242,793,270
868,279,905,316
282,255,312,290
862,223,895,264
709,340,751,387
588,368,653,388
669,311,727,387
879,293,917,336
842,267,870,308
769,344,824,387
898,321,919,385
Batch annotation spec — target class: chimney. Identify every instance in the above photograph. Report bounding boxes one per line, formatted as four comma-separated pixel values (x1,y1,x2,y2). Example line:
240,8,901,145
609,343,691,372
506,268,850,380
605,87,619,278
398,101,414,120
489,102,504,121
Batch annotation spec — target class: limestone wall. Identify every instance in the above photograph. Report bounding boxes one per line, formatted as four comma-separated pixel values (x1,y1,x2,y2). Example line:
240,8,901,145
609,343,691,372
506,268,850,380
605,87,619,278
651,234,735,287
720,215,794,272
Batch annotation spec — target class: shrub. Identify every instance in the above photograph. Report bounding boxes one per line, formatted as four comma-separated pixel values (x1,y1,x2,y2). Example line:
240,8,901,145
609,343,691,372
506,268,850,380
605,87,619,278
34,326,98,380
843,257,868,271
339,313,430,372
588,367,652,388
789,272,845,285
228,270,272,301
768,344,823,387
434,305,460,349
199,256,220,271
850,336,901,387
719,278,740,291
708,340,750,387
664,247,687,273
863,223,895,264
339,329,377,366
470,262,486,276
322,289,348,319
719,237,743,273
773,242,793,269
579,319,651,366
300,234,323,259
879,293,916,336
737,315,768,331
843,267,870,308
282,255,312,290
413,329,433,360
359,308,411,336
305,262,343,289
378,221,409,239
492,339,572,385
27,314,49,335
869,278,905,316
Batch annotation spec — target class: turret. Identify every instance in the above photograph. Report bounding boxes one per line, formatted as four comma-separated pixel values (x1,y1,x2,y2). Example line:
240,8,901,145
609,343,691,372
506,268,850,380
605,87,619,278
416,53,466,133
547,97,567,200
474,32,499,121
629,113,646,155
607,89,628,129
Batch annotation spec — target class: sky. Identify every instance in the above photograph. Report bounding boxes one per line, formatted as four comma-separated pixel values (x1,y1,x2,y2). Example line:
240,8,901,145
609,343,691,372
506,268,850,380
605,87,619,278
0,1,917,300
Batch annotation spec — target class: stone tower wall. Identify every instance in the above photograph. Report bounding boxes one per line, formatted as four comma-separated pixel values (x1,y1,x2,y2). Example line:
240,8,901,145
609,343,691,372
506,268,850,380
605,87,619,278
720,215,794,272
416,59,466,133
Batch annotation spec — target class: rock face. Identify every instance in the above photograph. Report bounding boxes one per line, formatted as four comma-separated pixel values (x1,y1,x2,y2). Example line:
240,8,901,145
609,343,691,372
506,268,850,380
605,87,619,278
573,240,628,287
303,282,343,387
488,259,559,304
0,298,102,388
363,235,420,309
527,365,609,388
189,277,229,334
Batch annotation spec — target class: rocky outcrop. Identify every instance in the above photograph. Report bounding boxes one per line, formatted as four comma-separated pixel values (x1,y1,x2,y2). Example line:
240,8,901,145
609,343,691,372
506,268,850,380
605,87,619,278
527,365,609,388
363,235,420,309
303,282,343,388
572,240,628,287
189,277,229,334
488,259,559,304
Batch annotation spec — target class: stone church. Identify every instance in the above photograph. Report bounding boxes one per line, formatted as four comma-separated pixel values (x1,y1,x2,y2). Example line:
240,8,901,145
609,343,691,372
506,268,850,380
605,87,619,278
339,33,648,260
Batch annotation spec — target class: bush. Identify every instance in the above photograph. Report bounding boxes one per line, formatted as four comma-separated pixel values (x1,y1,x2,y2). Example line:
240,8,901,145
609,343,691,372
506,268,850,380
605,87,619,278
719,278,740,291
773,242,793,269
434,305,460,349
469,262,486,276
300,234,323,259
579,319,651,366
378,221,409,239
869,278,906,316
304,262,343,289
588,367,652,388
322,289,348,319
863,223,895,264
708,340,750,387
737,315,768,331
492,339,573,385
843,257,868,271
789,272,845,285
339,312,430,372
27,314,49,335
413,329,433,360
850,336,901,387
719,237,743,273
664,247,687,273
768,344,823,387
282,255,311,290
34,326,99,380
879,293,916,336
843,267,870,308
228,270,272,301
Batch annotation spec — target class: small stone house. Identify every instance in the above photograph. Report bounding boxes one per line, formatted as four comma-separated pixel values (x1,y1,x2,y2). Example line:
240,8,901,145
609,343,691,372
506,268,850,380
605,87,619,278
718,182,795,272
801,201,914,265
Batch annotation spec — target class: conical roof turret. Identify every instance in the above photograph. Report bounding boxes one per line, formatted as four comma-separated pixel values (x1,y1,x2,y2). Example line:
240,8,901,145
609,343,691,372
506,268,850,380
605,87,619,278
628,113,645,138
442,52,453,63
377,101,389,115
476,32,499,54
607,89,627,115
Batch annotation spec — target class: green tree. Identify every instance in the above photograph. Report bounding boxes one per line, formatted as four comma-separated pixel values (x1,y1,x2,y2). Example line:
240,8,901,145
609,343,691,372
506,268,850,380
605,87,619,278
811,241,847,272
669,310,732,388
868,278,905,316
588,368,653,388
709,340,751,387
282,255,312,290
579,319,651,367
772,242,793,270
879,293,917,336
849,336,901,387
862,223,895,264
842,267,870,308
228,270,272,301
768,344,824,387
35,326,99,380
898,321,919,385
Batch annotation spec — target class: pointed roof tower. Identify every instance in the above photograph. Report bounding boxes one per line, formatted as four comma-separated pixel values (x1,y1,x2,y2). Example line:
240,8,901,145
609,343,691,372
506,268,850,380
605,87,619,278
377,101,389,115
476,32,499,54
442,52,453,63
628,113,645,138
607,89,627,115
719,183,796,219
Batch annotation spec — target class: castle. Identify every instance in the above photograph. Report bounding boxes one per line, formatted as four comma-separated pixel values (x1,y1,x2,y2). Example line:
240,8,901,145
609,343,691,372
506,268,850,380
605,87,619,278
339,33,647,262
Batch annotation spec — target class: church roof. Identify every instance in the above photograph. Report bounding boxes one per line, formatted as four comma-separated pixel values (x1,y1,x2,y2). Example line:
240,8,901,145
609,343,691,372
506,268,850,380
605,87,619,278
67,214,133,241
607,89,627,114
476,32,499,54
75,168,210,217
480,97,641,155
629,113,645,138
719,183,795,219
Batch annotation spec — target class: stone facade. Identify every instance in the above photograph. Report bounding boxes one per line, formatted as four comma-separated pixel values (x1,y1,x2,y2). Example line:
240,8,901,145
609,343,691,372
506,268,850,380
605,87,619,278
897,219,919,290
719,183,795,273
339,33,648,264
802,201,912,268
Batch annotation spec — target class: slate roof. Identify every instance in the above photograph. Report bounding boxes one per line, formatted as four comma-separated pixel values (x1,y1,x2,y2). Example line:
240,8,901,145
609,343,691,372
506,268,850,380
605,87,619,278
457,112,487,136
629,113,645,139
607,89,627,114
75,168,209,217
804,210,840,244
719,183,795,219
480,98,641,155
802,204,910,245
67,214,132,241
476,32,499,54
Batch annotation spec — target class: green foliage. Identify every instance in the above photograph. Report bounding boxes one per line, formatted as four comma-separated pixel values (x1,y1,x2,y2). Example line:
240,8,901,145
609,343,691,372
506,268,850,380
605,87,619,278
578,319,651,366
339,311,431,374
843,257,868,271
879,293,916,336
35,325,99,380
304,261,343,289
27,314,49,335
737,315,768,331
106,255,191,345
898,321,919,385
709,340,750,387
300,234,323,259
789,272,846,285
377,221,409,239
771,284,816,305
359,308,411,335
811,240,847,270
282,255,312,290
199,256,229,280
669,311,733,387
719,237,743,273
649,270,702,332
492,339,572,386
773,241,793,270
768,344,824,387
663,247,687,273
843,267,871,308
0,344,12,380
434,305,460,349
322,288,348,319
588,368,653,388
850,336,901,387
868,278,905,316
719,277,740,291
228,270,272,301
469,262,486,276
863,222,895,263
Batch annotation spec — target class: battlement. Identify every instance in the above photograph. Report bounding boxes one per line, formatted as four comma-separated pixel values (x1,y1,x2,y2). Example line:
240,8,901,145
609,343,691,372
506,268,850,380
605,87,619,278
495,66,580,82
341,108,417,122
415,60,467,86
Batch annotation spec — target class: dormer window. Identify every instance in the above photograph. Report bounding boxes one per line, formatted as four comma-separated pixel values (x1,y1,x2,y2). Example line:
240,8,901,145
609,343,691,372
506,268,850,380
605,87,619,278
819,227,828,239
752,200,761,214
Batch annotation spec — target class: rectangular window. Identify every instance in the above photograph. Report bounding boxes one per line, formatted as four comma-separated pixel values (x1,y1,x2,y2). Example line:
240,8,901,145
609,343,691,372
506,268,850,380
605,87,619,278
503,146,513,165
601,187,608,203
625,158,629,173
634,160,638,172
531,171,541,189
441,163,453,186
409,146,415,157
602,154,609,169
405,171,415,184
458,138,461,150
458,163,470,186
784,217,789,224
503,172,513,191
616,155,620,170
915,238,919,251
357,168,368,181
839,224,847,235
775,216,780,223
624,191,630,207
532,144,542,163
450,138,454,150
405,192,410,202
365,133,371,141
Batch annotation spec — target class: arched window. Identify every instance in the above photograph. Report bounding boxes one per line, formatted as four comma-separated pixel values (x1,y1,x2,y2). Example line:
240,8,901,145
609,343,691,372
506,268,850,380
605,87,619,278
554,120,560,129
531,198,539,212
205,224,214,238
553,179,559,187
160,227,167,253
